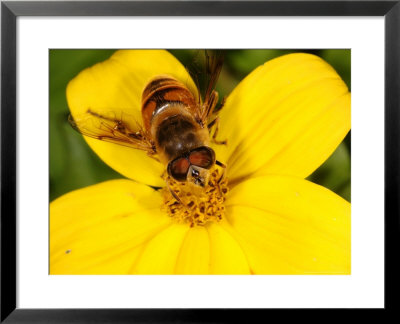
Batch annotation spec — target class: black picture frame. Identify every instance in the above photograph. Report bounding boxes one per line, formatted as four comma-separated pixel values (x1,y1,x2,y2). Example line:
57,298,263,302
1,0,399,322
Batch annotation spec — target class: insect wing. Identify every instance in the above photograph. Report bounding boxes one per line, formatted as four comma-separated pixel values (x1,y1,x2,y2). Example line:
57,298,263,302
187,50,224,106
68,110,156,153
203,50,224,105
194,50,224,124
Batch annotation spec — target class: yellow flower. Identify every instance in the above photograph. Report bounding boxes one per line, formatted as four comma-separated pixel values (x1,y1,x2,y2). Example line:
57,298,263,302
50,50,351,275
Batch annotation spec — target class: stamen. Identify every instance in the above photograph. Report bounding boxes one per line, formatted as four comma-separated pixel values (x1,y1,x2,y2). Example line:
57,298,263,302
162,167,228,227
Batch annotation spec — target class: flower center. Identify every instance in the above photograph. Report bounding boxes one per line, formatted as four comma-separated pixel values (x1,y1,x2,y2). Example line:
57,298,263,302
162,167,228,227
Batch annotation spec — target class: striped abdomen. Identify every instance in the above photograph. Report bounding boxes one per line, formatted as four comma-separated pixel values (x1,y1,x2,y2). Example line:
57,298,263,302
141,76,209,163
141,76,197,133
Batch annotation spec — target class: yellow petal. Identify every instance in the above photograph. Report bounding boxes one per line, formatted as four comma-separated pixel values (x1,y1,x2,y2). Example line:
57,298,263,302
213,53,350,184
133,221,251,274
133,223,190,274
223,176,350,274
206,222,251,274
50,179,171,274
67,50,197,187
175,226,210,274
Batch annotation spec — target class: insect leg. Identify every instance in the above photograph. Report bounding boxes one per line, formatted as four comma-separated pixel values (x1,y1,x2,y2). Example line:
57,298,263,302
208,116,227,145
215,160,227,184
207,118,217,129
215,160,226,168
216,96,226,113
213,160,228,199
165,179,190,210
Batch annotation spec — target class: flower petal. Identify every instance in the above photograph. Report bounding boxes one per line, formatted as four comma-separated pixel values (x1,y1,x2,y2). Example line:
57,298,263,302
133,221,251,274
67,50,197,187
213,53,350,183
223,176,351,274
175,226,210,274
132,224,190,274
50,179,171,274
205,222,251,274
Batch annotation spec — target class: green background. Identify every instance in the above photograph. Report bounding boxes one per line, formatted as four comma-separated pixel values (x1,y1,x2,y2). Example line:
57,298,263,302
49,49,351,202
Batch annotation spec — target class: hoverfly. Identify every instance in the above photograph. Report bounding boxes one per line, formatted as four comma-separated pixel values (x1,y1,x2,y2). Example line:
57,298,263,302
69,50,227,204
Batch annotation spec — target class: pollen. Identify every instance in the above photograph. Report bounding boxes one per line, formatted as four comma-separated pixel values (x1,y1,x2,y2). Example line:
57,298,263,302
162,167,228,227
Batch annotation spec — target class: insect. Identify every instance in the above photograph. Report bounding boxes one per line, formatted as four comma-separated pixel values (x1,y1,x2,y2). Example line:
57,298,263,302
69,51,227,202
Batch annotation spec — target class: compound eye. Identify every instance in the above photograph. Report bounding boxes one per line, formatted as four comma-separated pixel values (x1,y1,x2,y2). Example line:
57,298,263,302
168,157,190,181
189,146,215,169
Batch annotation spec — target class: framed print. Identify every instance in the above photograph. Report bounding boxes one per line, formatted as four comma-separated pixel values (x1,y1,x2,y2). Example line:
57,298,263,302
1,0,399,322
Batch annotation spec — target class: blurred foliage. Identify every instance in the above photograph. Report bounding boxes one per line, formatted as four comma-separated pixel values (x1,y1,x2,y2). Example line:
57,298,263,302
49,50,123,201
50,49,351,202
